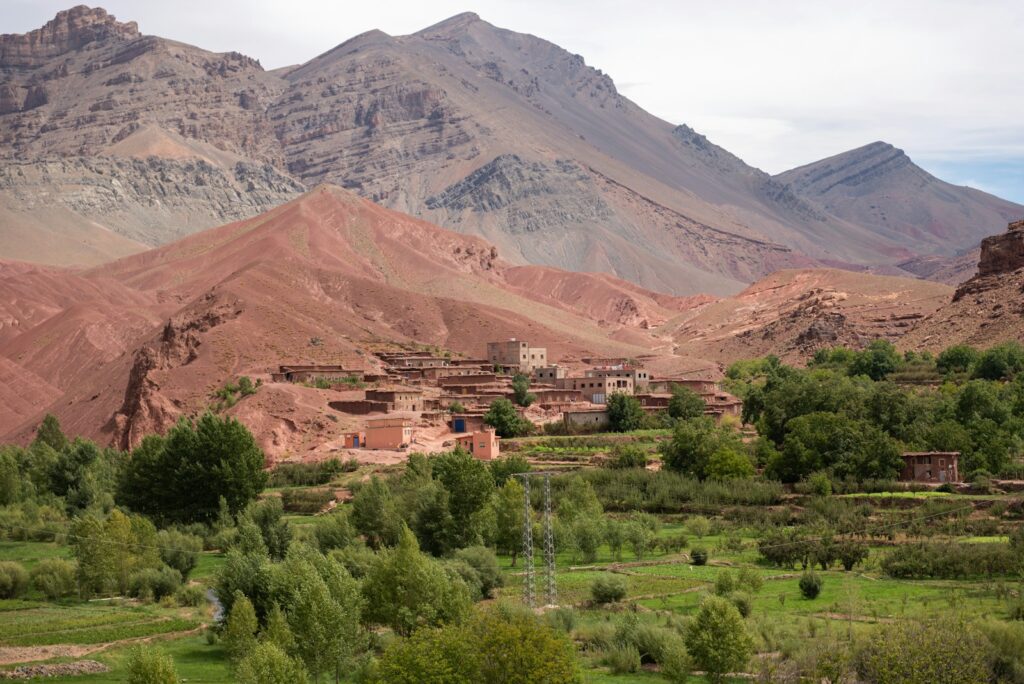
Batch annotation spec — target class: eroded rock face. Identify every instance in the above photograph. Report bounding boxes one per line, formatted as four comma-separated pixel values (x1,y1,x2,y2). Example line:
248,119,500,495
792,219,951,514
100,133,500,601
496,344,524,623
977,220,1024,277
0,6,139,68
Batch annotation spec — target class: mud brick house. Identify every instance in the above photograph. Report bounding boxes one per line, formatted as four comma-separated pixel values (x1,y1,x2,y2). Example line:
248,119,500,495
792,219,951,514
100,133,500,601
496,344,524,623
704,391,743,419
365,417,414,449
534,365,567,382
366,389,423,412
343,431,365,448
564,409,609,429
487,339,547,371
450,413,488,434
455,429,500,460
585,365,650,387
556,375,633,404
636,393,672,409
900,452,961,484
271,365,362,383
647,378,718,394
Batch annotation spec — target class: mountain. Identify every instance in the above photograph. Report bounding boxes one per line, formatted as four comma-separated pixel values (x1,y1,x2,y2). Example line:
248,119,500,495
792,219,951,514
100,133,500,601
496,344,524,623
776,142,1024,258
0,185,711,455
8,7,1009,294
1,183,967,456
902,220,1024,351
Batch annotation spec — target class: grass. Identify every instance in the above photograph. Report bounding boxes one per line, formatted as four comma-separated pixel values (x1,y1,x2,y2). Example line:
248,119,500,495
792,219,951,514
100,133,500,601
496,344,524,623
0,540,71,569
0,603,200,647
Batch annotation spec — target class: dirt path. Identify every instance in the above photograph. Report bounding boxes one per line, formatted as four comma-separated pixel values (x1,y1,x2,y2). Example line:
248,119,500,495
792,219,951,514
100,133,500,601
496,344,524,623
0,625,204,666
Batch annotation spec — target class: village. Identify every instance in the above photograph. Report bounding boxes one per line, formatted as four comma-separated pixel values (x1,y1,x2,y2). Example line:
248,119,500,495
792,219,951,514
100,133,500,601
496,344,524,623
268,338,742,460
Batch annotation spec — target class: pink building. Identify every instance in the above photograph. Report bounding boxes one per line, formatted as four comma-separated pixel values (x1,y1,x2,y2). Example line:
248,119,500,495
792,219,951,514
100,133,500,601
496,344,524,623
365,417,414,450
455,429,500,460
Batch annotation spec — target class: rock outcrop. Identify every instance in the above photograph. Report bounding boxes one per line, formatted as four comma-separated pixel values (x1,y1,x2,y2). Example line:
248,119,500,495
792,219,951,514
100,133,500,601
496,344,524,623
0,6,139,67
977,220,1024,277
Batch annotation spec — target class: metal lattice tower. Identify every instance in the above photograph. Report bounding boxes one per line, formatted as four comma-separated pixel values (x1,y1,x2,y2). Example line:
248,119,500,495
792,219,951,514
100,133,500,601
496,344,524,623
542,473,557,606
519,474,535,607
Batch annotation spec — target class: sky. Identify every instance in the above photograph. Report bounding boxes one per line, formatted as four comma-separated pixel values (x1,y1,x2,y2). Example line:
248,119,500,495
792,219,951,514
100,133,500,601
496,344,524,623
7,0,1024,203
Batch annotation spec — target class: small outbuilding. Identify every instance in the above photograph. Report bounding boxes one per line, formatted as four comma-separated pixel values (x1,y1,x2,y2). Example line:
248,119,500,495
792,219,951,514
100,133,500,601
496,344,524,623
900,451,961,484
455,429,500,460
365,417,414,450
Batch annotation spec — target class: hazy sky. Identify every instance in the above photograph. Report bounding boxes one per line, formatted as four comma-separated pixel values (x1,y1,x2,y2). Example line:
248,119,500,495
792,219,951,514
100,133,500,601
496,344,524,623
7,0,1024,203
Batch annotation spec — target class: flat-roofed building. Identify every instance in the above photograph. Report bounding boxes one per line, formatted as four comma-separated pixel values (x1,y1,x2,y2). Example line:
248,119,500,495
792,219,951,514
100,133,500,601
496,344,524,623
585,366,650,386
365,417,414,450
534,365,567,382
455,429,500,461
900,452,960,483
556,375,633,404
563,409,609,430
487,339,547,371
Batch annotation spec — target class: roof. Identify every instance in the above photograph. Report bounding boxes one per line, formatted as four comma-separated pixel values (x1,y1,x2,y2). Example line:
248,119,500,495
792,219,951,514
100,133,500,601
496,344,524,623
902,451,960,457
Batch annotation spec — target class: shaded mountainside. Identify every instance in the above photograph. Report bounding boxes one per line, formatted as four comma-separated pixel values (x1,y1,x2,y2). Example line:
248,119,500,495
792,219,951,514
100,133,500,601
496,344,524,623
777,142,1024,258
6,7,1015,293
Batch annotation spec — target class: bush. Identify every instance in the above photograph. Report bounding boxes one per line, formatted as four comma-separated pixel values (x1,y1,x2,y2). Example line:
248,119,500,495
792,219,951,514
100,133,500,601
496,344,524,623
30,558,76,600
126,645,179,684
736,567,764,594
0,561,29,599
714,570,736,596
731,591,753,618
881,542,1019,579
604,643,642,674
591,574,628,604
176,583,207,607
267,459,343,487
690,547,708,566
799,571,823,599
279,488,334,514
453,546,503,599
157,529,202,579
128,566,182,601
837,539,869,571
608,444,649,469
688,515,711,538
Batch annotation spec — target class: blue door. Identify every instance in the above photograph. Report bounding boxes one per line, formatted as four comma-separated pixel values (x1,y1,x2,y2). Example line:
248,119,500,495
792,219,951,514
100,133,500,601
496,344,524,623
353,436,360,448
454,418,466,432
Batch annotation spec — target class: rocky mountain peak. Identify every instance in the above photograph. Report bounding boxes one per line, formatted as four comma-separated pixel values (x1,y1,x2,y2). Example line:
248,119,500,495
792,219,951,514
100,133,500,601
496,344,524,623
0,5,140,68
415,12,485,38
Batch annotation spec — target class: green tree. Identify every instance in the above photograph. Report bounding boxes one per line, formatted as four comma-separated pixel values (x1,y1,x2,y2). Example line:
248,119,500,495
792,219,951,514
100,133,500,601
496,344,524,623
705,447,755,479
362,527,470,635
484,399,532,438
511,373,537,407
769,412,901,483
489,454,530,486
668,385,705,420
0,449,21,505
240,498,292,560
118,414,266,524
607,393,645,432
431,449,495,547
937,345,980,375
376,625,476,684
660,417,745,480
973,341,1024,380
236,642,309,684
556,476,603,523
685,596,753,683
156,529,202,579
126,645,179,684
351,477,401,549
312,510,354,553
260,604,296,654
223,592,259,665
288,569,360,683
849,340,902,381
493,478,525,566
33,413,69,452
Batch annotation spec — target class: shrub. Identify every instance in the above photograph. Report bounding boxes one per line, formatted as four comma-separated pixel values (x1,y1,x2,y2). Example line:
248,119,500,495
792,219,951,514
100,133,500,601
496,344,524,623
30,558,76,600
806,472,833,497
0,561,29,599
881,542,1019,579
279,488,334,514
688,515,711,538
591,574,628,604
604,643,642,674
690,547,708,566
856,616,993,684
126,645,179,684
608,444,649,469
731,591,753,618
267,459,343,487
176,583,207,607
128,566,182,601
157,529,202,578
714,570,736,596
837,539,869,571
685,595,753,683
454,546,503,599
736,567,764,594
799,571,823,599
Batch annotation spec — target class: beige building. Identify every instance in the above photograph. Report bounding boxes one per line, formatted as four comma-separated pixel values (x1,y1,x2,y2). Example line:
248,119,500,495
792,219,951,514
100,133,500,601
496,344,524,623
365,417,414,449
563,409,609,429
556,375,633,404
487,339,547,371
585,366,649,387
534,365,567,382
